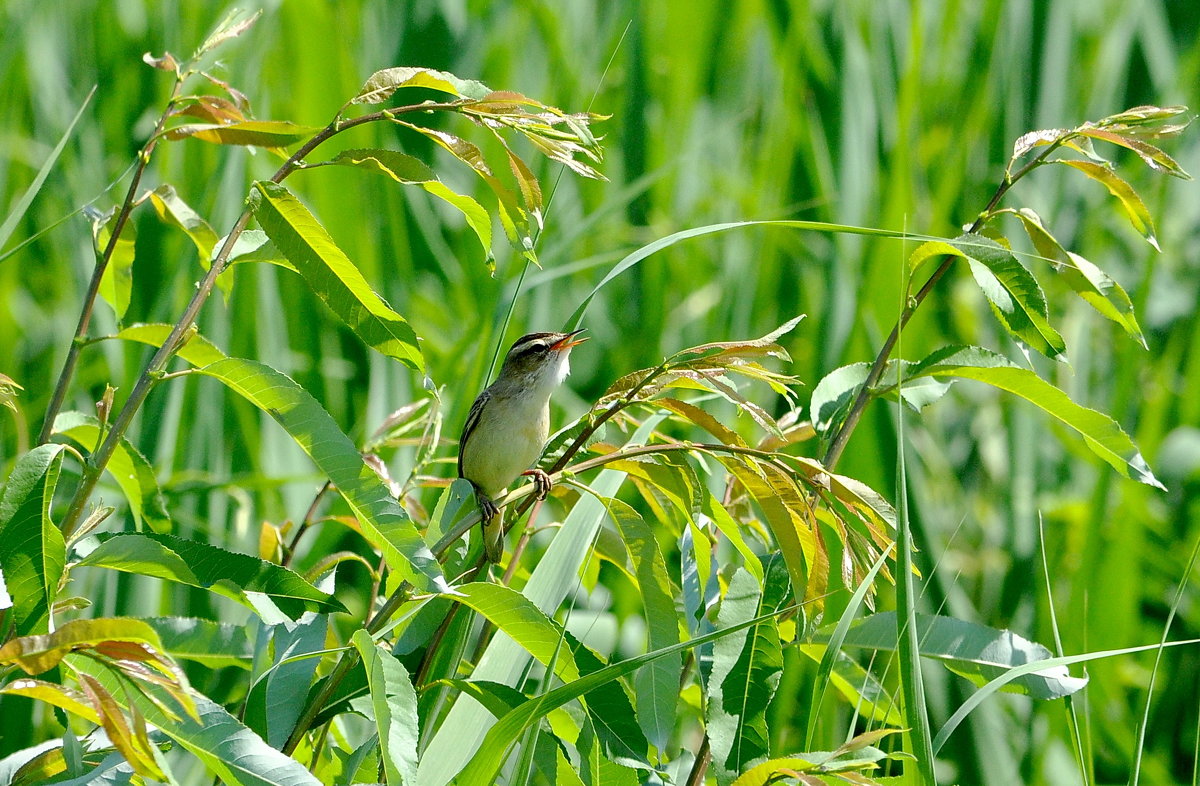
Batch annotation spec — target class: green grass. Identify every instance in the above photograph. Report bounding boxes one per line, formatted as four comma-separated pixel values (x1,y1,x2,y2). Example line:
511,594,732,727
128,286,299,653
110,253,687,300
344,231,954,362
1,1,1199,784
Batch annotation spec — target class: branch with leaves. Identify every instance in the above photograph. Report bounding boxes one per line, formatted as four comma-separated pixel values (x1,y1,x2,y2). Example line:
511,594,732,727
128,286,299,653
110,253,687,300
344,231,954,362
0,8,1193,784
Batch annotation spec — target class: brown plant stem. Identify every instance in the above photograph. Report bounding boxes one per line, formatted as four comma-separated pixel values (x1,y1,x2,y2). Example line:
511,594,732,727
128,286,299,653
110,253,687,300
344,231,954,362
820,141,1062,472
684,735,711,786
56,101,459,540
38,80,186,445
282,480,333,568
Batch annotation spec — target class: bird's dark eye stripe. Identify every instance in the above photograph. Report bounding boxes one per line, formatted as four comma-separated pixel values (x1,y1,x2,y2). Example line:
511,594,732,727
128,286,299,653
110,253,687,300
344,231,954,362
510,333,557,355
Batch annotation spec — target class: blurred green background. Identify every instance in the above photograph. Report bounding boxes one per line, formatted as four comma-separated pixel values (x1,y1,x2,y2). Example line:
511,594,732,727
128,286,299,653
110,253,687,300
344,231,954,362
2,1,1198,783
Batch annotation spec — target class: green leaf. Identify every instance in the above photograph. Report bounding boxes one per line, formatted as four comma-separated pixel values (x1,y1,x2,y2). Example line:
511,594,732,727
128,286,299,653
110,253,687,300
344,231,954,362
822,611,1089,699
249,181,424,371
811,360,956,439
603,499,679,751
244,613,328,748
953,233,1067,359
141,616,253,669
810,362,871,436
350,66,492,104
905,345,1163,488
196,357,445,590
388,119,533,257
0,617,164,674
1056,159,1160,249
0,444,68,636
312,149,493,265
906,238,962,278
109,323,228,367
92,208,137,322
1009,207,1145,347
76,533,346,618
706,560,788,784
165,120,319,147
52,411,170,534
443,583,582,682
455,595,791,785
352,630,421,786
147,184,220,259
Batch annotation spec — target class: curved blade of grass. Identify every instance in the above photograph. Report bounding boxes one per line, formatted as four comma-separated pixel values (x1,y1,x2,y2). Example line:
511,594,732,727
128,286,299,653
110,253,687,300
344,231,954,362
1131,534,1200,785
893,350,936,784
566,220,939,329
805,543,895,748
0,87,94,252
417,416,664,786
933,637,1200,754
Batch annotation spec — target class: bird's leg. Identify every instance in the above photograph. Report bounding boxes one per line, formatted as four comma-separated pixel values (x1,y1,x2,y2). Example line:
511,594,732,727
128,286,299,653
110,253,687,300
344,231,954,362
522,468,553,500
469,483,503,562
477,492,499,522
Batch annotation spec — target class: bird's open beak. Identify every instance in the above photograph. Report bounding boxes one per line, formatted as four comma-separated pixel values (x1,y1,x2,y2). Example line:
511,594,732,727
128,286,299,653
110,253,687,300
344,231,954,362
553,328,588,350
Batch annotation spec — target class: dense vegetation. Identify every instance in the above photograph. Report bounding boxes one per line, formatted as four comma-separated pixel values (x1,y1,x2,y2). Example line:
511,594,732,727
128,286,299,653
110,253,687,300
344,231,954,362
1,3,1198,785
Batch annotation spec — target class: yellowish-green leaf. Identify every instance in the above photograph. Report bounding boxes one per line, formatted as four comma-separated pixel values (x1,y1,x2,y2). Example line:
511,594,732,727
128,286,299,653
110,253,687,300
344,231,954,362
350,66,491,104
110,323,228,368
1009,207,1145,346
0,617,164,675
1075,127,1191,179
165,120,318,148
0,678,101,725
313,148,493,265
92,208,136,322
249,181,424,371
1056,159,1159,249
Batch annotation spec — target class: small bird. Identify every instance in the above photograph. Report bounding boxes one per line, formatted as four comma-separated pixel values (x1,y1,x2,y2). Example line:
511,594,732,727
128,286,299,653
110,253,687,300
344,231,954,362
458,329,587,561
